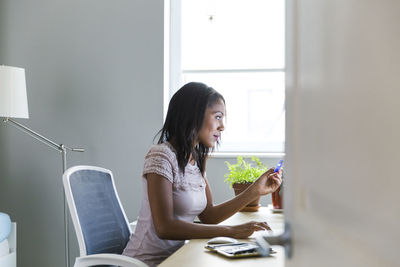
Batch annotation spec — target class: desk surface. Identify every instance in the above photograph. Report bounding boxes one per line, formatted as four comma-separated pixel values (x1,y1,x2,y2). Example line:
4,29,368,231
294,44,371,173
159,207,285,267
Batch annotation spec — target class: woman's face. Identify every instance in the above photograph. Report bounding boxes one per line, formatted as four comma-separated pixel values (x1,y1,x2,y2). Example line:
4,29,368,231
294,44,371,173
197,99,226,148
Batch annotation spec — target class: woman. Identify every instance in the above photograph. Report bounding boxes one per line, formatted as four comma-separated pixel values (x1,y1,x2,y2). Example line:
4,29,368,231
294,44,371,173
123,82,282,266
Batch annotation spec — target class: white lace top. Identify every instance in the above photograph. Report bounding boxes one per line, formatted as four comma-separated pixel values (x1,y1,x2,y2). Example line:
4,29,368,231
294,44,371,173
123,142,207,266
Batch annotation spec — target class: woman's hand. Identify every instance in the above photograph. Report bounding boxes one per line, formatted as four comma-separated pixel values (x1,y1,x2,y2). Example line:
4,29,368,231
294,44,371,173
252,168,282,196
228,221,272,239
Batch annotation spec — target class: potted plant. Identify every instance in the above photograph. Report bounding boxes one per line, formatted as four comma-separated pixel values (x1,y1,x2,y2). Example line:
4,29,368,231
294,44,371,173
224,156,267,212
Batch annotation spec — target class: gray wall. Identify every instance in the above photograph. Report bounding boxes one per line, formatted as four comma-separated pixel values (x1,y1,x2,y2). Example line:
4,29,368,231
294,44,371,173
0,1,278,266
0,0,164,266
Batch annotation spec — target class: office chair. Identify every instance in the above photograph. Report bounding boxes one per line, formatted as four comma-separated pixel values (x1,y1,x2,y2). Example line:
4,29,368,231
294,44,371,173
63,165,147,267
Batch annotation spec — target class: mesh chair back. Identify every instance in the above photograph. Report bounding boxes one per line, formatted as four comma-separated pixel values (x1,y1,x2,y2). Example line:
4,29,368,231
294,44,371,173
68,168,131,255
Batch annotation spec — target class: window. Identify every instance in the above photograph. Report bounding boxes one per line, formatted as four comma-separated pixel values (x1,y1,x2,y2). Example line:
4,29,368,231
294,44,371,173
166,0,285,153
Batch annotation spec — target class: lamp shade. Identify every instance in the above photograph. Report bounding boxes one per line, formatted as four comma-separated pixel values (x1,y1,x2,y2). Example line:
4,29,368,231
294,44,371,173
0,65,29,119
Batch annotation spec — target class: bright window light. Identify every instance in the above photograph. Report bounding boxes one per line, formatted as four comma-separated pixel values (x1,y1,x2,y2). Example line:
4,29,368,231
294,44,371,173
168,0,285,153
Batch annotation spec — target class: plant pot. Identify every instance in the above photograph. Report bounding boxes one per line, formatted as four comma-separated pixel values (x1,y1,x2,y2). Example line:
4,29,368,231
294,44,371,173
232,183,261,212
271,185,283,209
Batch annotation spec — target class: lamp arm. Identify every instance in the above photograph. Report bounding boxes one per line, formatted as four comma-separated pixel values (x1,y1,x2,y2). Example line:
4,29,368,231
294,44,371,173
3,117,85,153
2,116,84,267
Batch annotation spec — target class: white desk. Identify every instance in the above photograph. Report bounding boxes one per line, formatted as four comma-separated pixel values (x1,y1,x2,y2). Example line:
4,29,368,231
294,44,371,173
159,207,285,267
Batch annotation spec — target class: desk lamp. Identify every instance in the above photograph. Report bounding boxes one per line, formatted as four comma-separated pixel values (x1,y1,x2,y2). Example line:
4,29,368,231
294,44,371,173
0,65,84,267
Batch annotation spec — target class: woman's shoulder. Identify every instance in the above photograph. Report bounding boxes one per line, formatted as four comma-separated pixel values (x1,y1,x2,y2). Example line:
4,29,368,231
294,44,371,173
146,142,177,160
143,142,178,181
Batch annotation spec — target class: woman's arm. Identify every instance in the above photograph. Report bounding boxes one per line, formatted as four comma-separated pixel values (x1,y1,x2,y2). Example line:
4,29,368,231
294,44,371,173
147,173,269,240
198,168,282,224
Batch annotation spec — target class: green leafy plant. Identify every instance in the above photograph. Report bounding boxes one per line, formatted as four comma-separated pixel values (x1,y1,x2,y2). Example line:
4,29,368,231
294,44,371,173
224,156,268,188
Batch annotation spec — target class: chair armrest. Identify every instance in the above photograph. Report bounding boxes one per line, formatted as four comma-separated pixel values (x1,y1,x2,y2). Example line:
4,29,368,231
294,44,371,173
130,220,138,232
74,253,148,267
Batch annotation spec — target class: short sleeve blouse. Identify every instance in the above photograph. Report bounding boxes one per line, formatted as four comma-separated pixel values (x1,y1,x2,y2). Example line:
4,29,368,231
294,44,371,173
122,142,207,267
142,142,206,191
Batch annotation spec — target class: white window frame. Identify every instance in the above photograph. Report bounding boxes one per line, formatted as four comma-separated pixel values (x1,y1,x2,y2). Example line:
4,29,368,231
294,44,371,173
164,0,285,157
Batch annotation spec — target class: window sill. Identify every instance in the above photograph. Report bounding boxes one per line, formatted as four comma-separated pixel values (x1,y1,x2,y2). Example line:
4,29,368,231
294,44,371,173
210,152,285,158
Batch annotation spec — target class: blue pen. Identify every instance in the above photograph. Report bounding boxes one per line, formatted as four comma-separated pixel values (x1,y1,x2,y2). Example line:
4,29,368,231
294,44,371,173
274,159,283,172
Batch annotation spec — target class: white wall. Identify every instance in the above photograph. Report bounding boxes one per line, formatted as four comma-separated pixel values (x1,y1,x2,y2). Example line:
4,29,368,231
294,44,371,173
285,0,400,266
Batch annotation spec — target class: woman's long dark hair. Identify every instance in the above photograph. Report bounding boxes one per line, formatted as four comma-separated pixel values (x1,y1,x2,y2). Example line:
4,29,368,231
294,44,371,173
156,82,225,176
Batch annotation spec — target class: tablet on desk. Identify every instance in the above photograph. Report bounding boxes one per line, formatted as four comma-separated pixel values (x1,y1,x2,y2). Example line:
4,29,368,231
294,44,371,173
205,242,276,258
